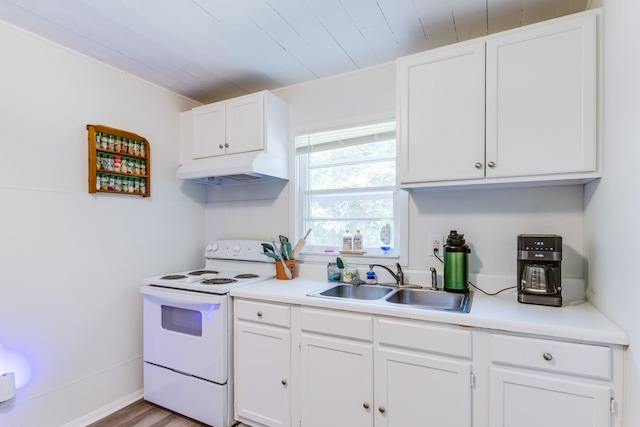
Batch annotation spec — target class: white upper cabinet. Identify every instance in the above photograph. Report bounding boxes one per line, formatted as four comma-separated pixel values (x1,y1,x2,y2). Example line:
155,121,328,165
485,14,597,178
192,92,265,159
177,90,289,183
397,42,486,183
397,9,600,190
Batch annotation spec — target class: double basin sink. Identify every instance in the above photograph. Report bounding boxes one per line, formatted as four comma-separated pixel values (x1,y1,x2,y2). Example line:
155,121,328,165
308,283,473,313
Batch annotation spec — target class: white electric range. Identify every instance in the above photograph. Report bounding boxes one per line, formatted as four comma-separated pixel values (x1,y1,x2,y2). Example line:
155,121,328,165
140,239,275,427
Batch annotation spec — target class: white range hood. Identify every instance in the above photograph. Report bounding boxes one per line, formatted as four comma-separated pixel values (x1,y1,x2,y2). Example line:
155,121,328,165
175,150,288,185
176,90,289,186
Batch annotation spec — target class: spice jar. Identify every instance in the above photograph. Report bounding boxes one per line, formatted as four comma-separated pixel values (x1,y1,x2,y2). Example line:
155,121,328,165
107,134,115,151
115,136,122,153
139,141,146,157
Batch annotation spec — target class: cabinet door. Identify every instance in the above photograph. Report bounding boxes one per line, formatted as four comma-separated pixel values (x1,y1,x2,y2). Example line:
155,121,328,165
490,367,612,427
235,321,290,427
485,13,597,178
225,93,264,155
397,42,485,184
376,348,472,427
300,334,373,427
192,102,226,159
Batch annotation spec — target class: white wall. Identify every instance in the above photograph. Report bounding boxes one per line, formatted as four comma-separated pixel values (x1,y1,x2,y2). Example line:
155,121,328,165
0,21,205,426
585,0,640,424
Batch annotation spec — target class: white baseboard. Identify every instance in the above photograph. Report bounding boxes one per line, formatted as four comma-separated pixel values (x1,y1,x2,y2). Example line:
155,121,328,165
60,389,143,427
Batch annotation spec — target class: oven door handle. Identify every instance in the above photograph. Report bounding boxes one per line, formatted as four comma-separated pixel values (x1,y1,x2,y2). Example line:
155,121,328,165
141,285,226,306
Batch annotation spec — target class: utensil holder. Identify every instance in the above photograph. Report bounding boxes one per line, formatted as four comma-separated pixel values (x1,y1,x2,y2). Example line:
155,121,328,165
275,260,296,280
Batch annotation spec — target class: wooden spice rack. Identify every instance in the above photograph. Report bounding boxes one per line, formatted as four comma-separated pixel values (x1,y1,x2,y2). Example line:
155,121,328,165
87,124,150,197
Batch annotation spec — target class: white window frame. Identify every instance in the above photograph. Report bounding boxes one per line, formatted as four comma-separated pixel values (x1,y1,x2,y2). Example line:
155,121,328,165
291,118,408,267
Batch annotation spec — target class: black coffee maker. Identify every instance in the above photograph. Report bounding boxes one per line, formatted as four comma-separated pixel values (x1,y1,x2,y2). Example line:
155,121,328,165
517,234,562,307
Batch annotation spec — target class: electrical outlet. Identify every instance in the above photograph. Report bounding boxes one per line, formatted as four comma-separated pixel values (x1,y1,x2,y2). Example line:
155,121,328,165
428,234,444,257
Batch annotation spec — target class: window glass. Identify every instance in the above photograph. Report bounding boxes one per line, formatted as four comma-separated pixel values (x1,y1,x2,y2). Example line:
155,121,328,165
296,121,401,255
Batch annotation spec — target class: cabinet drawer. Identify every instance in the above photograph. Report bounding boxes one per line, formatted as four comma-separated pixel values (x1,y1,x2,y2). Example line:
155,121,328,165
377,318,472,359
235,300,290,328
490,334,611,380
300,307,373,342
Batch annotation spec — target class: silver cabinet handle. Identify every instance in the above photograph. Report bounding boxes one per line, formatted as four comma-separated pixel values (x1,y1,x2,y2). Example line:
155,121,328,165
543,352,553,361
378,406,386,414
257,311,263,318
488,161,496,168
363,402,370,409
281,379,287,386
474,162,482,169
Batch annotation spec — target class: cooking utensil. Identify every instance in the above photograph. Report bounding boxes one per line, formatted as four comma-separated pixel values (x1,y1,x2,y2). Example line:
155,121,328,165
291,228,312,259
272,237,292,279
279,235,291,260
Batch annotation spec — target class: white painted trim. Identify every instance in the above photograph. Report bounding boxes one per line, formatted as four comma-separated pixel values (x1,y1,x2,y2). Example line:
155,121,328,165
59,389,143,427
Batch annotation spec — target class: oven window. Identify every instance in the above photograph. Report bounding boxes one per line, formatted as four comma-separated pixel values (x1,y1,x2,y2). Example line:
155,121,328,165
161,305,202,336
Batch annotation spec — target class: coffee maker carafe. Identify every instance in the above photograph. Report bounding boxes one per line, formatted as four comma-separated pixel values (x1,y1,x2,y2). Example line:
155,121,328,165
517,234,562,307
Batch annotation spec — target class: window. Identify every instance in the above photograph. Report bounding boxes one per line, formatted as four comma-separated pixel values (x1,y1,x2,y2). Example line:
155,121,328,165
295,121,407,260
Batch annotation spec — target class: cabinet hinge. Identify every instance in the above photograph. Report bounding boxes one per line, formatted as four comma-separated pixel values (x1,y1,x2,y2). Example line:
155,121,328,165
470,372,476,388
610,397,616,414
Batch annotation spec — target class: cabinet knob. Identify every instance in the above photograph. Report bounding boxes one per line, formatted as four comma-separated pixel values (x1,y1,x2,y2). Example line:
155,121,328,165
543,352,553,361
378,406,386,414
281,379,287,386
218,144,224,149
257,311,263,318
488,161,496,168
225,143,229,148
363,402,370,410
475,162,482,169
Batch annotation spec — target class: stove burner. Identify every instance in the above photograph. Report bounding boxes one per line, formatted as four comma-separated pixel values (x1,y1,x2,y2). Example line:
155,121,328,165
160,274,188,280
235,274,260,279
188,270,219,276
201,278,238,285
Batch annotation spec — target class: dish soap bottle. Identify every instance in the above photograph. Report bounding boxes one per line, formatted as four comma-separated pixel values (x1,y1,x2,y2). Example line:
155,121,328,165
343,229,353,250
353,229,363,250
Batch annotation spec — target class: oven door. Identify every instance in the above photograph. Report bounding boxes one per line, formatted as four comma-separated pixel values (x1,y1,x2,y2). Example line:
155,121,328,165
141,285,228,384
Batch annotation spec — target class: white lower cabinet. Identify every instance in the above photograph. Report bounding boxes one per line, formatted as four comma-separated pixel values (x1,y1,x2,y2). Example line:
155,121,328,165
234,300,291,427
233,300,624,427
487,333,621,427
299,308,374,427
298,309,473,427
376,348,472,426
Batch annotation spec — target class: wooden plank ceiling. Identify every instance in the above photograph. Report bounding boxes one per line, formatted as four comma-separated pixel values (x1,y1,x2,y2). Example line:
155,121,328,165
0,0,589,103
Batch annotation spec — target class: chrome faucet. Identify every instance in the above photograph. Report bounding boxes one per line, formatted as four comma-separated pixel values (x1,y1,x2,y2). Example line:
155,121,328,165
430,267,438,290
369,263,404,287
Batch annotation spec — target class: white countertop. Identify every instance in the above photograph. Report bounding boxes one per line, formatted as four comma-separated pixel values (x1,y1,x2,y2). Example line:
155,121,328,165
230,278,628,346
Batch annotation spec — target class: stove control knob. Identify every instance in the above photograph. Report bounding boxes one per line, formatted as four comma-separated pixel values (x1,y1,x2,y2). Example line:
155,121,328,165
208,243,219,252
234,244,242,252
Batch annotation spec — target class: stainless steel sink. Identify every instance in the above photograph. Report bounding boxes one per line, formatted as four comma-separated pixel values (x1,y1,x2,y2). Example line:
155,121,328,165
308,283,472,313
385,288,472,312
309,284,395,300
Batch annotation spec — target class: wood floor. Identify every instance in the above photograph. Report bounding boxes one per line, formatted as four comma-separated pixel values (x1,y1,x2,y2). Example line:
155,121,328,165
87,399,221,427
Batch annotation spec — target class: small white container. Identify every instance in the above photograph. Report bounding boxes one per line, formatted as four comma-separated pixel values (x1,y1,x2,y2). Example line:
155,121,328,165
353,229,363,250
343,230,353,250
